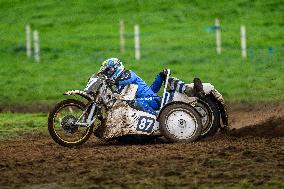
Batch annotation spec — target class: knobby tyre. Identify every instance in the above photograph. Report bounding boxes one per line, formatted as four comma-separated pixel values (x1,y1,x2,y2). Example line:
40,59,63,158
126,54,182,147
195,96,220,138
48,99,93,147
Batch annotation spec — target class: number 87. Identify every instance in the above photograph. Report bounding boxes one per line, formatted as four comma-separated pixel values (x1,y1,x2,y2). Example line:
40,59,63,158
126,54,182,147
138,118,153,130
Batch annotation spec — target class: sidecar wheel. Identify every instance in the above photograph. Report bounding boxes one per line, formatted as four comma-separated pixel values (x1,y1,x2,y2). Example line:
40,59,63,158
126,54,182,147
195,96,220,138
158,103,202,142
48,99,93,147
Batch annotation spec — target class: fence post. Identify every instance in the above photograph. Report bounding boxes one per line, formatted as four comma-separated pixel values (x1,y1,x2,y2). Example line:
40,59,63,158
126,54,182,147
134,25,141,61
25,24,32,59
240,25,247,59
215,18,221,54
119,20,125,53
33,30,40,63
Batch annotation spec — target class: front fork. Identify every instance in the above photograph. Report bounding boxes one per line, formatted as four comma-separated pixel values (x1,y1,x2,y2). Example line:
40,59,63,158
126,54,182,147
75,101,98,127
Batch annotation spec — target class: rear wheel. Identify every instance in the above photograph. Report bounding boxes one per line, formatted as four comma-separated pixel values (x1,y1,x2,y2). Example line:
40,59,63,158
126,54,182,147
195,96,220,138
158,103,202,142
48,99,93,147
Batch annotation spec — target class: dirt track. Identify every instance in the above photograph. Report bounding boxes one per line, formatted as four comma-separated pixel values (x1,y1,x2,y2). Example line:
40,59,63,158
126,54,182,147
0,103,284,189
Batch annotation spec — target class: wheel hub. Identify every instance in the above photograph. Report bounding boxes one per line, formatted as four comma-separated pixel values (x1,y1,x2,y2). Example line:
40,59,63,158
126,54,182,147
61,115,78,134
178,119,186,128
166,110,197,139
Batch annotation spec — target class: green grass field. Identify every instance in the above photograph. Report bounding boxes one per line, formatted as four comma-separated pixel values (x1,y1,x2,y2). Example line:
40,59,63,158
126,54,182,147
0,113,47,138
0,0,283,105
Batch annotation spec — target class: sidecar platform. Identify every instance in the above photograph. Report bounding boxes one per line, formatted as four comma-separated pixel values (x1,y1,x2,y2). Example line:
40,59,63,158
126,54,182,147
99,100,161,140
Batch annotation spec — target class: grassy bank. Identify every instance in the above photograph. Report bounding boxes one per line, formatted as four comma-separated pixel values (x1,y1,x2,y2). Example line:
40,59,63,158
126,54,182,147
0,113,47,138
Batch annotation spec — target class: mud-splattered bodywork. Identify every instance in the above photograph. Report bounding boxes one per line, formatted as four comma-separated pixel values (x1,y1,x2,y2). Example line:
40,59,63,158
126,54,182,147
99,100,160,139
65,76,228,140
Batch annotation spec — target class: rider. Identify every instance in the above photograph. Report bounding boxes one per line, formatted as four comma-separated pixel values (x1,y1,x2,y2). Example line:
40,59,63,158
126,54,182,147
99,58,165,115
98,58,204,115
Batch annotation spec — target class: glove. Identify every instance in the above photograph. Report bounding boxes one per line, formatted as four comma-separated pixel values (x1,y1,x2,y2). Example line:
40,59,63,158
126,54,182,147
159,69,168,80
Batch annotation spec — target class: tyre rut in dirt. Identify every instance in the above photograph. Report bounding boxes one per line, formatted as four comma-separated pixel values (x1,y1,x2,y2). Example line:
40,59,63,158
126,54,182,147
48,99,93,147
196,96,220,138
159,102,202,142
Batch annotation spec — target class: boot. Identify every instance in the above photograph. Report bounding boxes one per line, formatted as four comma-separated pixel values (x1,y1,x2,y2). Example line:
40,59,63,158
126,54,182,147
193,77,205,99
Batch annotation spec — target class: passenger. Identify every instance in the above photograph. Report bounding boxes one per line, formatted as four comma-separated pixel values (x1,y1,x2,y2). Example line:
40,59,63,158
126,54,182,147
99,58,166,115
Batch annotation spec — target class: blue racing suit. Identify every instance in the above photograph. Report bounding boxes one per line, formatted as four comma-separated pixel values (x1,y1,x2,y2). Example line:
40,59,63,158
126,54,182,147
115,70,164,115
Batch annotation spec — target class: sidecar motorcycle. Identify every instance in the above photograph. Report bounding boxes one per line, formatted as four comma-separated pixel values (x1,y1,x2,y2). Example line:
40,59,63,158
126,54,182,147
48,70,228,147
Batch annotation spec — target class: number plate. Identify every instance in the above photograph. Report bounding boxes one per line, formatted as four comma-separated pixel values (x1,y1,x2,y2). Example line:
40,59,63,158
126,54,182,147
136,116,155,133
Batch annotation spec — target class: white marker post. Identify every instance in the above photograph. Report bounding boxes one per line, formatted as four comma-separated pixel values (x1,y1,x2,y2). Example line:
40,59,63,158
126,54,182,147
25,25,32,59
33,30,40,63
240,25,247,59
215,18,221,54
134,24,140,61
119,20,125,53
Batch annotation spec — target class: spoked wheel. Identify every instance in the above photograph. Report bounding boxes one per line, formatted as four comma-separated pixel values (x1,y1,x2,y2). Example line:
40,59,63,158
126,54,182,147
195,96,220,138
159,103,202,142
48,99,93,147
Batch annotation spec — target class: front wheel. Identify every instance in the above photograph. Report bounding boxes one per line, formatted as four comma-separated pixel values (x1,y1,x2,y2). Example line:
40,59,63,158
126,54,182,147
48,99,93,147
158,103,202,142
